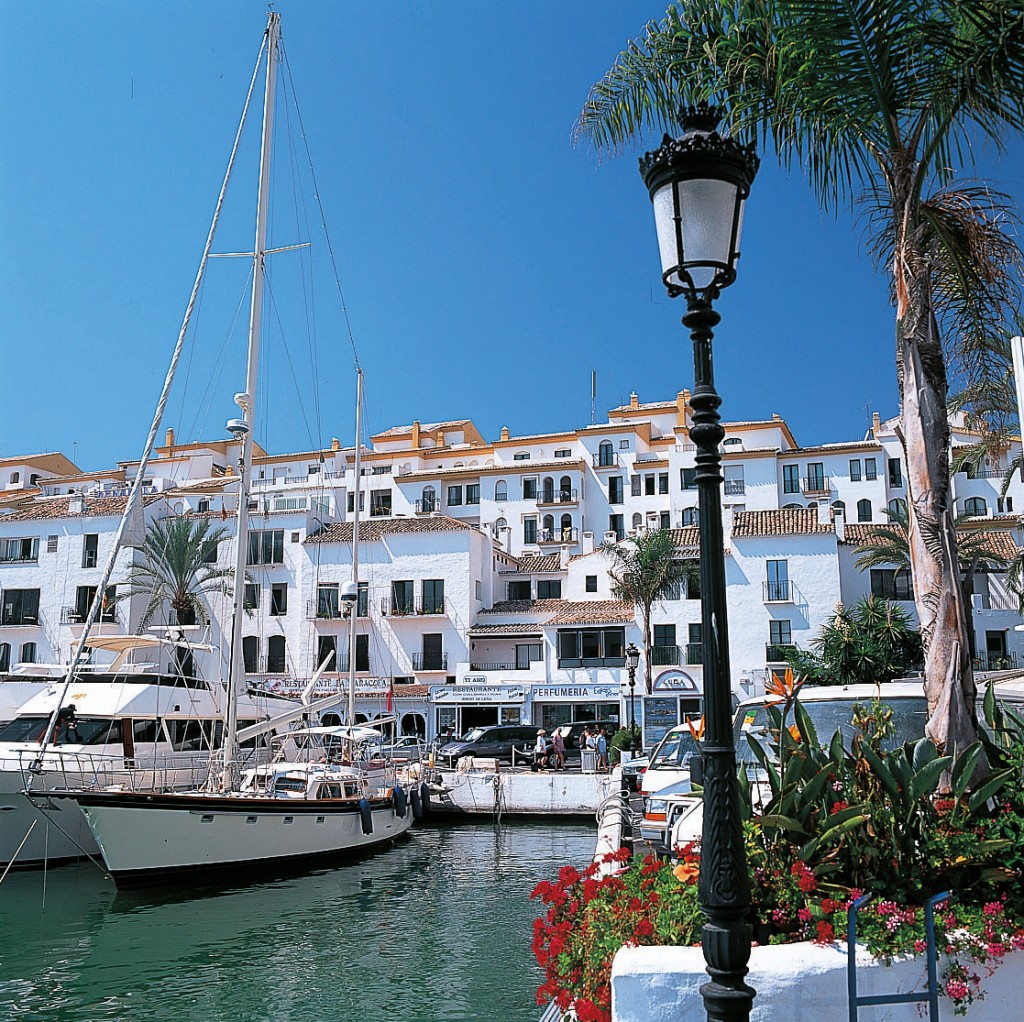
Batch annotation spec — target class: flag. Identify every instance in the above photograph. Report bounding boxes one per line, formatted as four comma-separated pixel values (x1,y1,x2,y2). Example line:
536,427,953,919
386,678,394,713
220,501,228,521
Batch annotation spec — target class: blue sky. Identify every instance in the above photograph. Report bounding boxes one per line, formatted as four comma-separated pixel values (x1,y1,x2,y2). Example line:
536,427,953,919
2,2,1021,473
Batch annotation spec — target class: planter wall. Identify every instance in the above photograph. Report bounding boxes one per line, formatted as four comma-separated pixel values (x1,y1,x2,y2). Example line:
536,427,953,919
611,942,1024,1022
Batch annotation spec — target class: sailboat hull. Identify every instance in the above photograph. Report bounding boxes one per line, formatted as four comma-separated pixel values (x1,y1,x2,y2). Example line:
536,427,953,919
58,789,413,883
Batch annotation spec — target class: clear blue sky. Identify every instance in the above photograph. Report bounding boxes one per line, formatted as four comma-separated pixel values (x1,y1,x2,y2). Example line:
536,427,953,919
2,2,1021,472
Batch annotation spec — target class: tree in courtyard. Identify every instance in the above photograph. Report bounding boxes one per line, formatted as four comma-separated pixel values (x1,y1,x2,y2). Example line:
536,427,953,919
783,594,922,686
121,516,233,628
601,528,696,692
576,1,1024,752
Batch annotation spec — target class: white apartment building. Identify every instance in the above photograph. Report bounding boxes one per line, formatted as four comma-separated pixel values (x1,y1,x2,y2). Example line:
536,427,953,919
2,395,1021,747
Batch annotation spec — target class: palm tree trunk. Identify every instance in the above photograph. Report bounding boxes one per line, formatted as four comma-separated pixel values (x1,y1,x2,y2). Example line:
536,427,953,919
897,233,978,754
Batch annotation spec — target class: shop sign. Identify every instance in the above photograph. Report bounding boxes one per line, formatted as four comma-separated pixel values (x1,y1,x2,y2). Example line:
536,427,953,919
532,684,621,701
430,685,526,705
652,669,700,692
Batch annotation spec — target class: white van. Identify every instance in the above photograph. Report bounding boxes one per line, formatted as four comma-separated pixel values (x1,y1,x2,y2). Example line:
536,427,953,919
639,725,702,796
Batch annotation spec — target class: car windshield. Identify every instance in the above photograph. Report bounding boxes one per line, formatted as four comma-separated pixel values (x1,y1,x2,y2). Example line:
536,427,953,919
733,695,929,765
651,730,701,767
461,728,487,742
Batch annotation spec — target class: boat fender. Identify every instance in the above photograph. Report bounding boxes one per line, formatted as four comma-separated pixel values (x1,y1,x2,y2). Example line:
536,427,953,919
419,781,432,815
409,784,423,820
393,785,408,818
358,798,373,834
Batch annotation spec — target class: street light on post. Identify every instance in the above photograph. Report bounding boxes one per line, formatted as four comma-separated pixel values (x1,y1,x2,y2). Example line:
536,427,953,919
625,642,641,754
640,104,759,1022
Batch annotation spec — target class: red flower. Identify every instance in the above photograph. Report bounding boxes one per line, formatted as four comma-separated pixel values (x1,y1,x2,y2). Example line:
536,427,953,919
815,921,835,943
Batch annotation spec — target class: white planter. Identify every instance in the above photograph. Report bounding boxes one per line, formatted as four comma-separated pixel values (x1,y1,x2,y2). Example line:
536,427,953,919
611,942,1024,1022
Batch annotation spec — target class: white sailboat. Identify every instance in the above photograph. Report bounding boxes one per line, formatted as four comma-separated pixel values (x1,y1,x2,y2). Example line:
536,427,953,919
54,12,415,883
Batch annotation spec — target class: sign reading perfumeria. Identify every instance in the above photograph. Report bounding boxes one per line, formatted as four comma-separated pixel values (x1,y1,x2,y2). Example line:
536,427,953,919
532,684,620,701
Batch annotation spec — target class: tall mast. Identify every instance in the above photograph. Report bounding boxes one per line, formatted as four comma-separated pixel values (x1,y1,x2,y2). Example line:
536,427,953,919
220,11,280,791
346,368,364,730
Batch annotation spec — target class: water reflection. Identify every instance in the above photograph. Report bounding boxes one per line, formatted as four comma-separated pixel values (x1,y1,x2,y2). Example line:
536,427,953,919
0,821,592,1022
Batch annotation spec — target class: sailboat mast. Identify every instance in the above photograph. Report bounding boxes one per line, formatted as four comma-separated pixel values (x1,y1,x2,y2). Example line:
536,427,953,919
221,11,281,791
347,368,364,729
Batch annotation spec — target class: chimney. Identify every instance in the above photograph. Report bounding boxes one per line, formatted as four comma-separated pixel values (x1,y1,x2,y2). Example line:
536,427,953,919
165,427,175,447
676,389,690,427
872,411,881,437
331,437,341,451
69,494,85,515
832,506,846,542
411,420,421,448
817,501,831,527
559,545,570,569
629,391,639,409
500,425,510,442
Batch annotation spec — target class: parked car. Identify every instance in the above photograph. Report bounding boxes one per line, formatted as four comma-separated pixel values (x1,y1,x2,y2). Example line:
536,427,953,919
638,777,696,847
621,753,650,792
665,682,930,851
552,719,620,757
436,724,539,764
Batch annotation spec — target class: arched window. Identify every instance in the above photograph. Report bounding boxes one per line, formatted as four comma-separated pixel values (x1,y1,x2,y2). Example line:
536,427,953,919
0,643,10,672
542,477,555,503
542,514,555,540
783,503,802,509
831,500,846,511
681,507,699,526
632,512,643,528
29,474,40,486
598,440,614,467
10,472,19,484
964,497,987,516
559,476,572,501
401,712,426,738
806,501,818,510
887,498,902,518
19,642,36,664
494,480,508,502
857,499,873,522
267,635,287,673
242,636,259,674
422,485,437,512
197,498,210,513
560,513,573,540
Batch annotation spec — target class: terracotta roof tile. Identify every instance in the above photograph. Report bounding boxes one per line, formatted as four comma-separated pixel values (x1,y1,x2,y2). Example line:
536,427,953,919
0,494,166,522
545,600,635,625
842,522,1021,560
395,459,584,480
480,600,562,615
305,514,474,544
731,509,834,537
468,623,545,635
504,554,561,574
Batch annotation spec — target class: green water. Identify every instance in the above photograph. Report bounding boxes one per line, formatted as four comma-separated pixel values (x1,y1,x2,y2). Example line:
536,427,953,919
0,821,593,1022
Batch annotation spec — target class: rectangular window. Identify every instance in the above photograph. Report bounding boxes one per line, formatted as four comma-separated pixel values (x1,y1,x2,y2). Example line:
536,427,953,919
248,530,284,565
870,568,913,600
82,533,99,569
371,465,391,475
684,560,701,600
72,585,116,623
0,538,39,563
631,475,642,497
347,492,365,513
466,483,480,505
421,633,444,671
46,535,58,553
370,489,392,516
609,477,624,504
554,449,572,458
202,537,219,564
609,513,624,540
507,579,531,601
355,634,369,673
585,575,598,593
392,580,414,615
658,472,669,494
653,624,676,646
556,626,626,667
766,560,789,601
523,477,538,499
769,620,792,645
270,584,288,616
806,463,825,490
537,579,561,599
2,588,40,625
523,517,538,545
447,485,463,507
681,467,698,490
865,457,877,481
888,458,903,487
316,636,337,672
514,453,531,461
619,439,630,450
645,474,656,496
516,643,542,669
849,459,862,481
357,582,369,618
660,511,670,529
422,579,444,614
783,464,800,493
316,584,337,618
244,583,261,611
724,465,745,495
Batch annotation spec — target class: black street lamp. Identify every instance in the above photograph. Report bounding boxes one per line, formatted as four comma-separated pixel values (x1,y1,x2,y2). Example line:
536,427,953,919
640,104,759,1022
625,642,641,754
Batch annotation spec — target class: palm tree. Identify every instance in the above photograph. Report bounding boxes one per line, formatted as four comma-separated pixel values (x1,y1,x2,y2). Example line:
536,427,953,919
576,1,1024,752
601,528,697,692
121,516,234,628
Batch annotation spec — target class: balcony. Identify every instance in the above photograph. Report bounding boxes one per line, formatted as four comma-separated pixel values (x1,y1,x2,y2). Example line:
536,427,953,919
723,479,745,496
557,656,626,669
61,606,117,626
415,498,439,514
469,661,516,671
380,599,445,617
974,651,1018,671
537,528,579,545
413,652,448,671
649,644,681,666
537,489,579,507
592,452,619,469
801,477,831,496
306,600,348,621
765,643,797,663
685,643,704,666
762,580,796,603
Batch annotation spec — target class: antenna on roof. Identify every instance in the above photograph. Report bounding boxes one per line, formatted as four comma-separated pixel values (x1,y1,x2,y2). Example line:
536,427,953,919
591,370,596,425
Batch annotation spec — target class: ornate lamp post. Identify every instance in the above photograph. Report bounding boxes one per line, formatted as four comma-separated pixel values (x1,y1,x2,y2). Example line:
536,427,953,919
640,105,759,1022
625,642,641,753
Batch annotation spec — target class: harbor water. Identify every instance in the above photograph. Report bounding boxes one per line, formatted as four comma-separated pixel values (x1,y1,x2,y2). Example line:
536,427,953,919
0,821,593,1022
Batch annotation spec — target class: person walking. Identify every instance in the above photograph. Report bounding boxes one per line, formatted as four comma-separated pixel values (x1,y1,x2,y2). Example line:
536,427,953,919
534,729,549,770
551,728,566,771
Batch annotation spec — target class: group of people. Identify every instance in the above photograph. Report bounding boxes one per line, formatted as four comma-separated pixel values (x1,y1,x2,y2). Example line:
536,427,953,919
533,725,609,771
